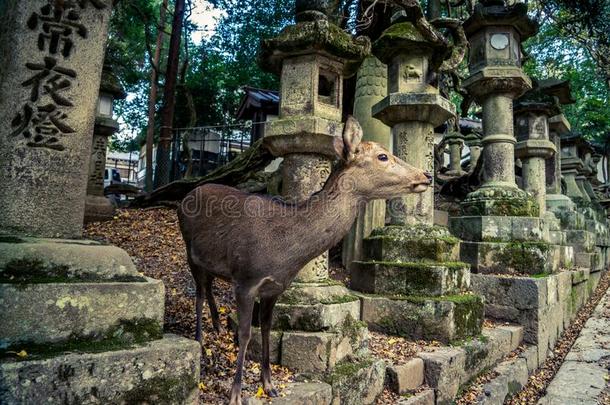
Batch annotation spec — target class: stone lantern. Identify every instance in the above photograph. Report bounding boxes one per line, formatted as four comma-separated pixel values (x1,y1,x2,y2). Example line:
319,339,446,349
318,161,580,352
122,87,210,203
513,86,559,216
459,1,538,216
257,2,373,374
349,14,484,343
84,64,126,223
464,131,483,172
444,131,466,176
449,2,561,275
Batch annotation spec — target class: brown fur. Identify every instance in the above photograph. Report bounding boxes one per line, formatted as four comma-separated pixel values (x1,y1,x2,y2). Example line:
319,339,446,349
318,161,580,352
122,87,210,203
177,116,431,404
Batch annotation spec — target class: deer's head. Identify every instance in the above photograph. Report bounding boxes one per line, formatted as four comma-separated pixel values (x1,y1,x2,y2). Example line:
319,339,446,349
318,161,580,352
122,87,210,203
333,116,432,200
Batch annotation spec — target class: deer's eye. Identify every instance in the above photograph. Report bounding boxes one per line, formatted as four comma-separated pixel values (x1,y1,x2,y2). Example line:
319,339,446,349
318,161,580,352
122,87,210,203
377,154,388,162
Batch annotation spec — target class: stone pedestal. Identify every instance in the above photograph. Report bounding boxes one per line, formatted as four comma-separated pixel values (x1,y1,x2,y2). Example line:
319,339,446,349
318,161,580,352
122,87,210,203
349,20,483,343
0,2,199,403
342,55,390,271
464,132,483,173
259,14,371,373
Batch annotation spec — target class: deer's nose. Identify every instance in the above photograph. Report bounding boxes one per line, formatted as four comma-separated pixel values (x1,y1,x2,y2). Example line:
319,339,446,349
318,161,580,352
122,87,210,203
424,172,433,183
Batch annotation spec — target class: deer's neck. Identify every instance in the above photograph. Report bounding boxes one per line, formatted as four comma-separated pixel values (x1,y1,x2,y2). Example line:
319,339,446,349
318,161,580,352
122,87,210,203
291,168,365,267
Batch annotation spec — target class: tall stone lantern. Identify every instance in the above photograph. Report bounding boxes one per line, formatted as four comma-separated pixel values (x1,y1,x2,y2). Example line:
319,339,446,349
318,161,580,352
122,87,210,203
513,86,559,217
84,64,126,223
448,1,559,275
350,15,485,343
459,0,538,216
257,2,374,373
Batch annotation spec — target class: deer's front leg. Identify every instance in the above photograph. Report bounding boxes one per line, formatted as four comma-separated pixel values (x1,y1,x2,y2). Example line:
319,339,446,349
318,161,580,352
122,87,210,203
229,289,255,405
260,296,279,397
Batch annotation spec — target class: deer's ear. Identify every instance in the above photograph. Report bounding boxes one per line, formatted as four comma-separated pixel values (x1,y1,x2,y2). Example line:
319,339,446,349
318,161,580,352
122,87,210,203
333,136,347,161
343,116,363,161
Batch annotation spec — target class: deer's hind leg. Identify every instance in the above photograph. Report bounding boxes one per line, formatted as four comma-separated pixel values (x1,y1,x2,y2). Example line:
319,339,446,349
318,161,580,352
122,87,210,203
229,287,255,405
260,295,279,397
204,275,221,332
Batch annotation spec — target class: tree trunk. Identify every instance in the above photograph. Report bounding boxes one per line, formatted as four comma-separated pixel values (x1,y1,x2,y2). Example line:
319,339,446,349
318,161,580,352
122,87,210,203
154,0,186,188
144,0,168,192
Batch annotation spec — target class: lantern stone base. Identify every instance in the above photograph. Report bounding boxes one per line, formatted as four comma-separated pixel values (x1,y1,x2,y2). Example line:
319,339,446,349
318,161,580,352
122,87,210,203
449,215,543,242
0,334,200,405
84,194,116,224
460,185,539,217
459,240,560,275
0,237,201,404
356,293,484,343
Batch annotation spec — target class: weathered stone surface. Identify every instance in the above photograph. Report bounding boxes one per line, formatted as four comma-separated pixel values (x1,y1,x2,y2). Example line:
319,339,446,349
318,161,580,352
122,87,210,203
0,334,200,405
496,358,529,395
327,358,385,405
0,238,140,281
351,261,470,296
497,325,524,351
363,225,460,262
386,358,424,394
0,0,114,239
397,388,435,405
280,326,368,373
419,348,465,405
449,216,543,243
518,345,539,373
272,299,360,332
539,361,607,404
460,241,556,275
0,278,164,348
244,382,332,405
566,229,595,253
359,294,484,343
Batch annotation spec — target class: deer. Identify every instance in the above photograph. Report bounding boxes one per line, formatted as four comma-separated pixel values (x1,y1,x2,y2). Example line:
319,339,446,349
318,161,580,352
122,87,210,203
177,116,432,405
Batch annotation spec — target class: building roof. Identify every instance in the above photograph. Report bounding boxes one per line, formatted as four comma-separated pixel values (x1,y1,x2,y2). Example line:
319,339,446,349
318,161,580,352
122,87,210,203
107,151,139,162
235,86,280,121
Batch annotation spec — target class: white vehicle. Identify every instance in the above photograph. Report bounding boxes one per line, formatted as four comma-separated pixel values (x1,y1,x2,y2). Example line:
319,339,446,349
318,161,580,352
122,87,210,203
104,168,122,188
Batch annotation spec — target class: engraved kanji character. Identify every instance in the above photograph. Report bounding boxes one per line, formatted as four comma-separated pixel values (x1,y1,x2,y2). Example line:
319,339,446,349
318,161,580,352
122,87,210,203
10,104,74,151
21,57,76,106
27,4,87,57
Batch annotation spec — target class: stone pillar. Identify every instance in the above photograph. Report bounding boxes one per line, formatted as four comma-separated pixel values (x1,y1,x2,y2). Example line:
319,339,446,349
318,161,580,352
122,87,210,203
0,2,200,403
342,55,390,270
445,132,466,176
84,64,126,224
258,6,373,373
350,18,484,343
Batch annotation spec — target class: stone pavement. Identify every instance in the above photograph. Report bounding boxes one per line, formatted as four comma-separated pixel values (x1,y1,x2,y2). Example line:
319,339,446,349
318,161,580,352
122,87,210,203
539,285,610,404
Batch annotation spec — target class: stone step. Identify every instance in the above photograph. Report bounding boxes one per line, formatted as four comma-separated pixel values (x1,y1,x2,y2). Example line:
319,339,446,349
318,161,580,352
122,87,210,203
473,356,529,404
397,389,435,405
351,261,470,296
386,357,425,395
418,325,523,404
358,293,484,343
229,316,369,374
244,382,333,405
324,358,386,404
566,230,595,252
363,225,460,262
0,334,200,404
0,278,164,348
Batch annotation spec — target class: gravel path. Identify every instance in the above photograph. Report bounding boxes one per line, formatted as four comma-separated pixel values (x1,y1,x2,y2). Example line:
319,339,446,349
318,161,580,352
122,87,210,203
538,281,610,404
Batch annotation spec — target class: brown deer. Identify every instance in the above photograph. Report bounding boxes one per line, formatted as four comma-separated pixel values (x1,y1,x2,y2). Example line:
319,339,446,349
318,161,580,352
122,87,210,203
177,116,432,405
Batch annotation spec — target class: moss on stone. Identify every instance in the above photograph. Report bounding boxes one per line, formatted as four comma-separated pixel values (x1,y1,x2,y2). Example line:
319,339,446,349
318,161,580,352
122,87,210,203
120,373,197,404
452,295,484,339
0,235,25,243
340,314,367,345
1,318,163,361
0,258,146,284
493,241,550,275
324,358,373,385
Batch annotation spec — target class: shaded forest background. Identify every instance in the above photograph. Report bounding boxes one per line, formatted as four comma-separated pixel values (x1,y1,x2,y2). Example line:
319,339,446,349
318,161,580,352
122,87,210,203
106,0,610,154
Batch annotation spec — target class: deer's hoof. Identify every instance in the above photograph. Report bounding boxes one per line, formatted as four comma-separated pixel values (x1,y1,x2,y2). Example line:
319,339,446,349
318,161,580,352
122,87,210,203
265,387,279,397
